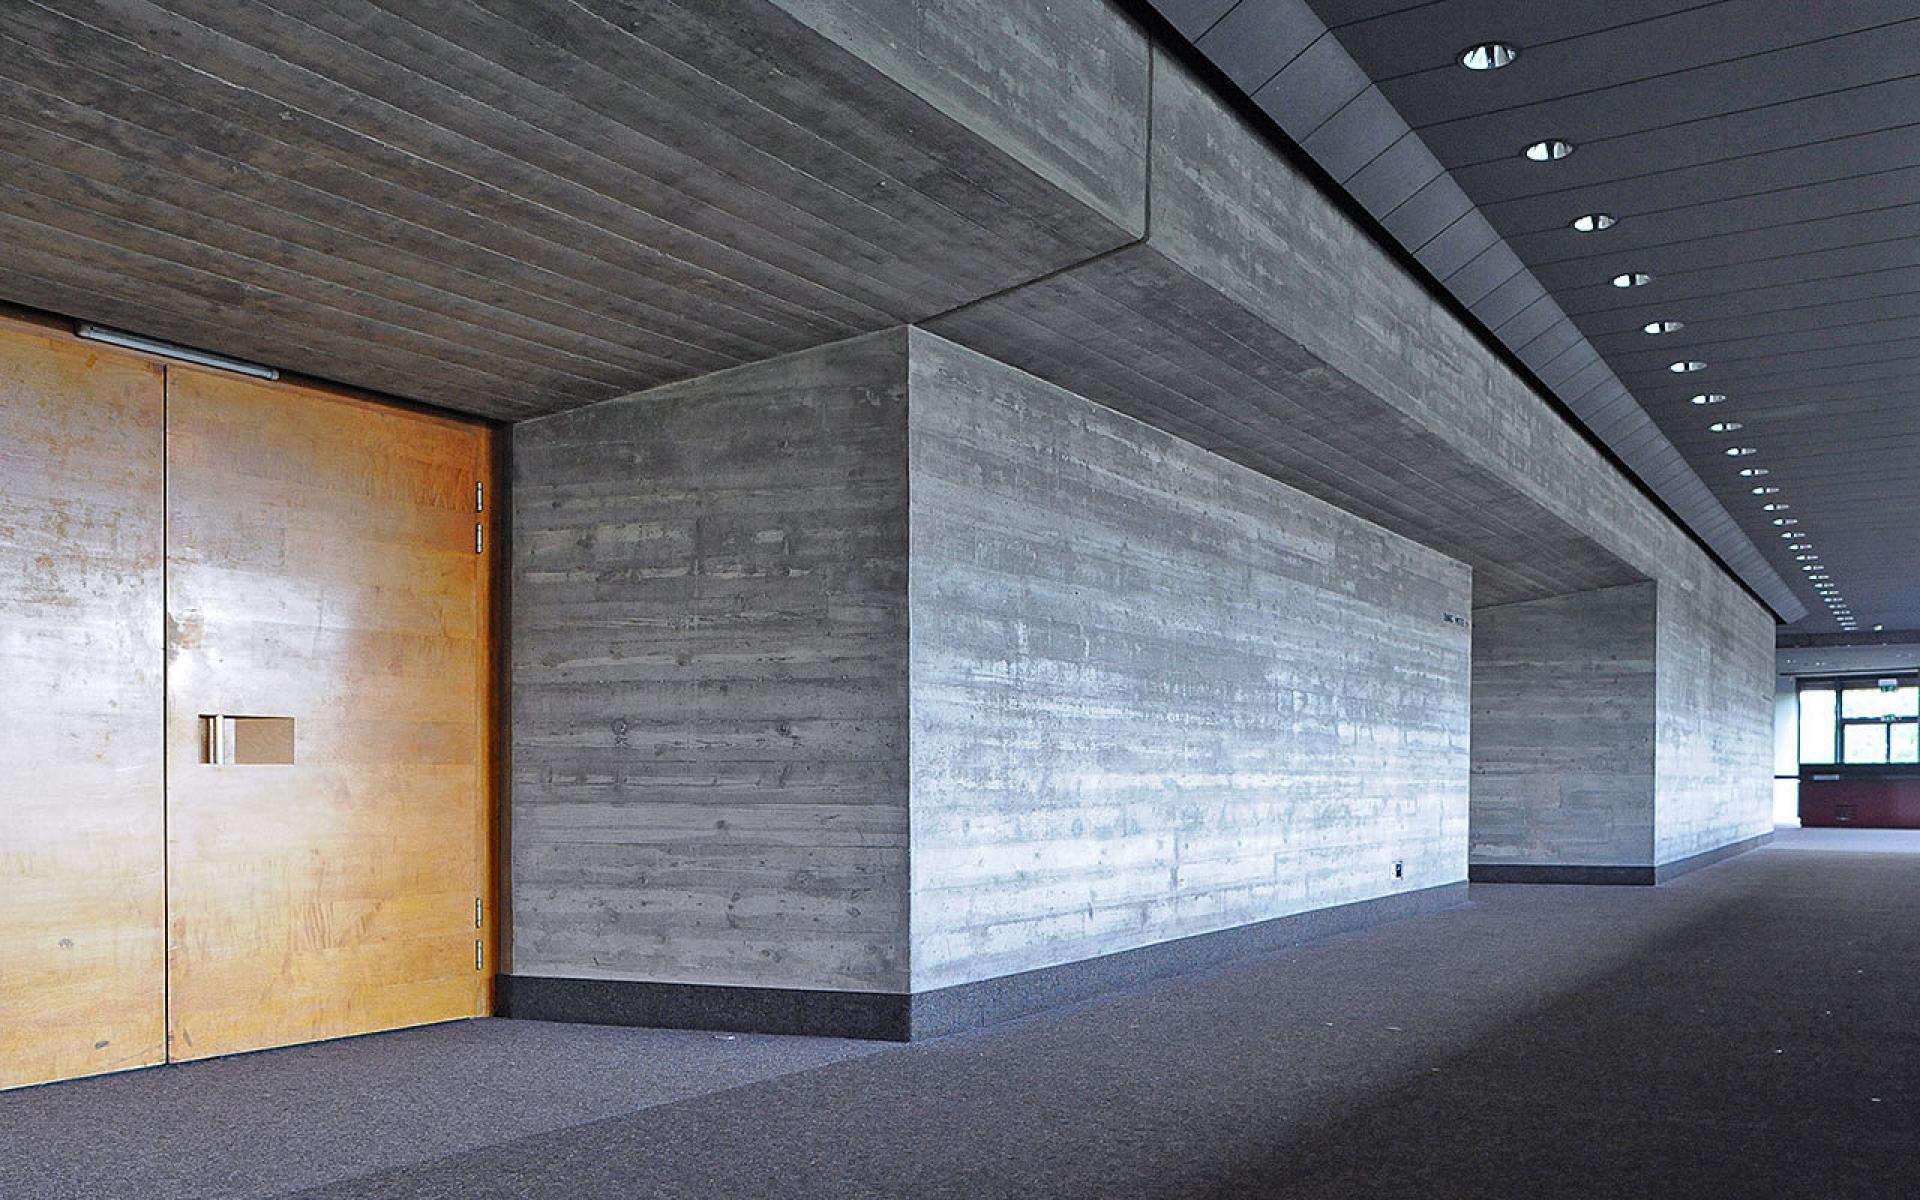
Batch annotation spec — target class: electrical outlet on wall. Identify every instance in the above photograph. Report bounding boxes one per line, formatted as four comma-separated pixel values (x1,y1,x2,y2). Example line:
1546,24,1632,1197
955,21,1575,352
1393,860,1404,880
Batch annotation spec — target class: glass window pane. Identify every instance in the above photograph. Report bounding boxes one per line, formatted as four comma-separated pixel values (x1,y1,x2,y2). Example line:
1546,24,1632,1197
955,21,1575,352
1799,689,1836,764
1892,724,1919,765
1841,685,1918,719
1843,722,1888,765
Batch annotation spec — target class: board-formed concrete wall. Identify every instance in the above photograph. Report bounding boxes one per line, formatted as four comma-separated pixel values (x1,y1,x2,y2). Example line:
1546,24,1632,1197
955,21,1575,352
1654,578,1778,865
510,330,913,993
1470,576,1775,872
1470,584,1658,869
509,327,1472,1006
906,331,1471,992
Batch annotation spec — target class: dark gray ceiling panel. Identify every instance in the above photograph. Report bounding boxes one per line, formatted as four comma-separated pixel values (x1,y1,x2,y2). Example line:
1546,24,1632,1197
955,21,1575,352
1493,294,1564,347
1467,272,1544,332
1342,131,1444,214
1250,32,1371,138
1414,209,1500,279
1380,176,1475,250
1196,0,1321,90
1303,86,1409,181
1444,242,1524,307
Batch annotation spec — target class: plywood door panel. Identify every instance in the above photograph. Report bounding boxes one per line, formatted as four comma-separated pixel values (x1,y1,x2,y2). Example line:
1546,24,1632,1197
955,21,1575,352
0,317,166,1090
164,366,492,1062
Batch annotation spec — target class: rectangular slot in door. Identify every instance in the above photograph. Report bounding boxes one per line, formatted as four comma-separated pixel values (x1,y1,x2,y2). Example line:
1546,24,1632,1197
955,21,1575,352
201,715,295,765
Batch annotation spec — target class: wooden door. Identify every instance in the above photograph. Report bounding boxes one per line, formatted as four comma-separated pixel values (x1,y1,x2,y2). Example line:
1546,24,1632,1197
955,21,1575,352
164,367,493,1061
0,318,167,1090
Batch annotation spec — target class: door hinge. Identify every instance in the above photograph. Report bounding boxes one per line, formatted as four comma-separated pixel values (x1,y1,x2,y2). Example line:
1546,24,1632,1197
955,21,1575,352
475,522,484,554
475,938,484,971
475,481,484,513
475,897,483,929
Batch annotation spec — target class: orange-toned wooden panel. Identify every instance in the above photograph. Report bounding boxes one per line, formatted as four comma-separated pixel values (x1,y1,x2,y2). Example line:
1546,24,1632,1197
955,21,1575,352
164,366,493,1061
0,317,166,1090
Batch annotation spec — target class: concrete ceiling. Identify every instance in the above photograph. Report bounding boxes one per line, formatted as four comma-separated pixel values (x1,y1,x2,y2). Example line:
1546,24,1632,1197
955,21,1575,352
0,0,1138,421
1151,0,1920,633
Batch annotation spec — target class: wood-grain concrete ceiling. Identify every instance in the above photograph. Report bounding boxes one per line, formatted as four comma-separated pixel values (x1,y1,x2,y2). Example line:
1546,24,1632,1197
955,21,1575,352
0,0,1144,421
1148,0,1920,631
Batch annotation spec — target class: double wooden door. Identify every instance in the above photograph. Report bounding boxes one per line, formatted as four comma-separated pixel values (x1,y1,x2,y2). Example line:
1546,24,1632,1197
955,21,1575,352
0,318,494,1090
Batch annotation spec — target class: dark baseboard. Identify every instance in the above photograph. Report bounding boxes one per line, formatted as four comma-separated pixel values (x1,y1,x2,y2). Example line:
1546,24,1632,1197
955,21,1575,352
500,881,1468,1042
1469,863,1655,885
1653,829,1774,883
497,976,911,1041
1471,830,1775,887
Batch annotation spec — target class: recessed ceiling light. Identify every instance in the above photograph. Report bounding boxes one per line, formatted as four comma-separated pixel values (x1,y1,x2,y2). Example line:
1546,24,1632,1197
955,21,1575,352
1725,446,1757,456
1781,531,1804,539
1460,42,1519,70
1670,360,1707,373
1809,574,1829,581
1709,421,1743,432
1772,518,1798,526
1613,272,1653,288
1875,624,1885,631
1571,213,1615,233
1524,138,1575,162
1753,485,1780,495
1761,502,1789,511
1738,467,1769,477
1643,320,1685,335
1691,393,1727,405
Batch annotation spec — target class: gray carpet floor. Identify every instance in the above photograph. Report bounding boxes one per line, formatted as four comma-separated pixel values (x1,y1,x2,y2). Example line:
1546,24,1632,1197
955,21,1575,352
7,826,1914,1199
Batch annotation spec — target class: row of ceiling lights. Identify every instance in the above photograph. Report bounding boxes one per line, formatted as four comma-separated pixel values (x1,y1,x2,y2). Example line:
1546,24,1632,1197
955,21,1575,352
1461,40,1859,632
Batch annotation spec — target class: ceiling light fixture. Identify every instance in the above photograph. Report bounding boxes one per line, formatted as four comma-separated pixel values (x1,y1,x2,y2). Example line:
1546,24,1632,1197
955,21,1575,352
1670,360,1707,373
1524,138,1575,162
1725,446,1757,456
1738,467,1769,477
1772,518,1798,526
1613,272,1653,288
1752,485,1780,495
1572,213,1615,232
1761,503,1789,511
1643,320,1685,335
1709,422,1743,432
1691,393,1727,405
1781,531,1804,539
74,322,280,380
1460,42,1519,70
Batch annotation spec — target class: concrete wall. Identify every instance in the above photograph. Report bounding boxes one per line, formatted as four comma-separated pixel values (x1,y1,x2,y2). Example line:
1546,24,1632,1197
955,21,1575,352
1470,577,1775,870
906,332,1471,991
510,327,1473,999
1654,579,1778,864
1470,584,1658,868
510,331,912,993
